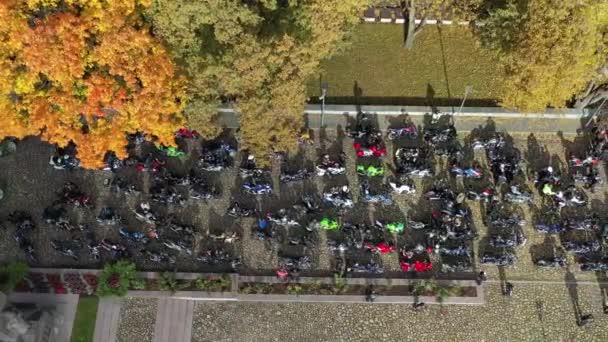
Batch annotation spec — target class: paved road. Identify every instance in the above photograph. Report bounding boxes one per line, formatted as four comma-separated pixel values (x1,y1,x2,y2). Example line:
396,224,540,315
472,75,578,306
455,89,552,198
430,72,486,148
217,104,589,133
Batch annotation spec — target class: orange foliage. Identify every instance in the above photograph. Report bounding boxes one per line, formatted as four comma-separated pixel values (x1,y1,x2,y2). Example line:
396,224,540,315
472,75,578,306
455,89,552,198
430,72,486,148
0,0,185,169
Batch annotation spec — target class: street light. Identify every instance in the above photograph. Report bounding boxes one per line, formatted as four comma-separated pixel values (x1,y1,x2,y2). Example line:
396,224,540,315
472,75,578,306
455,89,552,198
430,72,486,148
458,86,473,115
319,81,328,128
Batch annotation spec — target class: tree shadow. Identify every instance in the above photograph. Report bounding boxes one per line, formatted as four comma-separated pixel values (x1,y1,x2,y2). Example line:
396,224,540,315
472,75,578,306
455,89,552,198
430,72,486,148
436,26,453,112
565,267,582,324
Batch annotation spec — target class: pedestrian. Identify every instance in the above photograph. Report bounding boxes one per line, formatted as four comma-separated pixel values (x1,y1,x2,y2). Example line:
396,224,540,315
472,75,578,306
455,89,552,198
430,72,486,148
578,314,594,327
413,302,425,311
365,285,376,303
476,271,487,285
505,282,514,297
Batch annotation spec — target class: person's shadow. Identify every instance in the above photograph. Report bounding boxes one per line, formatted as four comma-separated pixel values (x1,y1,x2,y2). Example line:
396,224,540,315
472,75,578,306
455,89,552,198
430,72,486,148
565,267,581,324
354,81,363,114
498,266,507,295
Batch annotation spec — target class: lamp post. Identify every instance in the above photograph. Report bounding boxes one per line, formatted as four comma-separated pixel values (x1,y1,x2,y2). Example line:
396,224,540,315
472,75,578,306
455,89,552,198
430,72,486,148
458,86,473,115
319,81,328,128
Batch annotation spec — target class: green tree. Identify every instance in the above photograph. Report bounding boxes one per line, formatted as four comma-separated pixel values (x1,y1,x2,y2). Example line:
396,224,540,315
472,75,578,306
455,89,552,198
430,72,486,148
480,0,608,112
149,0,370,164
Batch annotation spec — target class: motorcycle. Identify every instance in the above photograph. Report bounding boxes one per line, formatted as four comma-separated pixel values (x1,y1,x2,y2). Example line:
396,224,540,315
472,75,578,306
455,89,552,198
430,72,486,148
266,210,300,227
387,125,418,140
360,181,393,205
316,154,346,176
466,188,494,202
348,262,384,274
441,262,472,273
49,152,80,170
375,220,404,234
353,143,387,157
133,203,156,225
569,155,599,167
389,177,416,195
563,240,601,254
100,239,129,259
243,182,272,195
97,207,121,225
58,182,92,208
407,168,433,177
554,189,587,207
438,245,471,257
564,217,599,231
51,240,80,260
423,126,457,144
364,242,397,254
356,164,385,177
450,165,483,179
307,218,340,231
141,249,176,264
227,202,255,218
105,177,140,194
472,136,506,150
293,195,320,215
535,223,565,234
480,253,517,266
119,227,149,244
239,168,267,179
163,239,193,256
504,186,533,204
280,169,313,184
489,233,527,248
102,152,123,172
190,183,220,200
323,186,354,209
209,232,240,243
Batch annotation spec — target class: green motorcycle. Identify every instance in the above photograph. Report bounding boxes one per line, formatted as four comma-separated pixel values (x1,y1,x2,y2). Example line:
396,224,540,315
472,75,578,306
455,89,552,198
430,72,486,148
157,145,186,158
356,165,385,177
307,217,340,231
387,222,404,233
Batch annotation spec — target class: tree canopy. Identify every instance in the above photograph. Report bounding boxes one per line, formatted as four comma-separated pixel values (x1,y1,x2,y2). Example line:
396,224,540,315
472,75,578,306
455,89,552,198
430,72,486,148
480,0,608,112
0,0,186,168
150,0,370,163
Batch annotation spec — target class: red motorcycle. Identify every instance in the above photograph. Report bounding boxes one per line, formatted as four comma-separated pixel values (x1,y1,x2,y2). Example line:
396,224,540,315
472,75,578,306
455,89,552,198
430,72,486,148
354,143,386,157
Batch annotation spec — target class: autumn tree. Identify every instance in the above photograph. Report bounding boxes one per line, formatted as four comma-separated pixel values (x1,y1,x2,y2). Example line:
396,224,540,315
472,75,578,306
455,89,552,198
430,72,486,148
150,0,370,164
479,0,608,112
0,0,185,168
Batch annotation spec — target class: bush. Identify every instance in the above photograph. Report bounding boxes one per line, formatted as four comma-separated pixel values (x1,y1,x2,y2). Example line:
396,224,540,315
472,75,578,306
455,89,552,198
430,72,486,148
96,261,137,297
130,278,146,290
158,272,190,293
194,275,230,292
0,261,29,292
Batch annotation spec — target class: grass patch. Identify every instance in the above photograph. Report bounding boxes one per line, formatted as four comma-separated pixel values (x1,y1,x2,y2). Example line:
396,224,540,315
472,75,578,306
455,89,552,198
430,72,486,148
71,296,99,342
307,24,502,105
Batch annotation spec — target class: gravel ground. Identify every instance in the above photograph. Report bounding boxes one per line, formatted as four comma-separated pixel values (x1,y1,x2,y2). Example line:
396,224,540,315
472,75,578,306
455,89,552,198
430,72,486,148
0,124,606,282
116,297,158,342
191,283,608,342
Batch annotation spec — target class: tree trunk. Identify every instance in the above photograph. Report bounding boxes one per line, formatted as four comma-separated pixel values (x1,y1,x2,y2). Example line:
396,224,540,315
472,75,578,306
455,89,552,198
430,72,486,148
576,83,608,109
404,0,416,49
404,0,427,50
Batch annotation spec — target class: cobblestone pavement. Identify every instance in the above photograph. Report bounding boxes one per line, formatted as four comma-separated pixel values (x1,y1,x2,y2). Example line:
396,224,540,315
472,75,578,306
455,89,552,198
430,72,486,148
0,128,606,283
116,297,158,342
191,283,608,342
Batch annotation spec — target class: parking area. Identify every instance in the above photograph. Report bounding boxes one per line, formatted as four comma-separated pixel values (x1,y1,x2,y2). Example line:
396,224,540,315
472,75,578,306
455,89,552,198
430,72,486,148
0,116,606,284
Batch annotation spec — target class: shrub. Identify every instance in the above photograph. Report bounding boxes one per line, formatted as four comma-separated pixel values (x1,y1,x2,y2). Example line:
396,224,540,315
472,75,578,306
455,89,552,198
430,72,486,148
158,272,190,294
194,275,230,292
96,261,137,297
0,261,29,292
